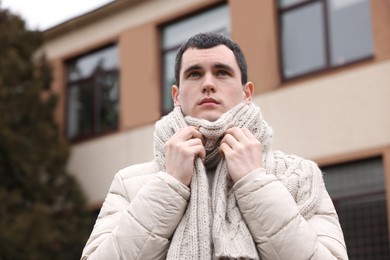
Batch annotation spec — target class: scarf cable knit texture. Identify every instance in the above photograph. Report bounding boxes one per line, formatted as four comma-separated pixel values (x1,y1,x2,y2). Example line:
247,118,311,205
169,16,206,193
153,103,323,260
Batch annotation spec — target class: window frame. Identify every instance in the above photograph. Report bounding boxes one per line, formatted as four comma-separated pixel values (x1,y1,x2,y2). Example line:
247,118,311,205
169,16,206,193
65,43,120,142
277,0,374,82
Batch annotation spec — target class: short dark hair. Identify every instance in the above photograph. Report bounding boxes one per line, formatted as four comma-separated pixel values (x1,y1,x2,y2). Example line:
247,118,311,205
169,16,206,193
174,32,248,86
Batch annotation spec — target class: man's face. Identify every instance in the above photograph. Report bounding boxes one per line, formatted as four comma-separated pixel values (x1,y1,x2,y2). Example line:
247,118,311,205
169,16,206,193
172,45,253,122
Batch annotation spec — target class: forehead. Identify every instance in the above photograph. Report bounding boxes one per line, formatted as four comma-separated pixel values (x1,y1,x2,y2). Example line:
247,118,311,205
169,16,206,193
180,45,239,71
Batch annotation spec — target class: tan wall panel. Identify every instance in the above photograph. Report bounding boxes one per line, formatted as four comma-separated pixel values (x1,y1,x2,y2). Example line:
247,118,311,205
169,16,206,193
371,0,390,61
119,24,160,130
153,0,222,24
50,59,66,136
229,0,279,94
255,60,390,160
67,125,155,205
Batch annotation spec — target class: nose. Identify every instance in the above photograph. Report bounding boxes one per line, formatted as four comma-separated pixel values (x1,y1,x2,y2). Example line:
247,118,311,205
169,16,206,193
201,74,216,94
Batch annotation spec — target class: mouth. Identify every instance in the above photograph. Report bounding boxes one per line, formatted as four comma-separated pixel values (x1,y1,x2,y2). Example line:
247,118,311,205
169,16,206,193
199,98,220,105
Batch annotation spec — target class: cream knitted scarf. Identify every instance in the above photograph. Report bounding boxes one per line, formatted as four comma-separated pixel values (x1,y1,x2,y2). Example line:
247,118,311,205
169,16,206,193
153,103,323,260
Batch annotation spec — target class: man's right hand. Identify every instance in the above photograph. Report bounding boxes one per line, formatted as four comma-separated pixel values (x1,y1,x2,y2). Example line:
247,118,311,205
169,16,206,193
164,126,205,186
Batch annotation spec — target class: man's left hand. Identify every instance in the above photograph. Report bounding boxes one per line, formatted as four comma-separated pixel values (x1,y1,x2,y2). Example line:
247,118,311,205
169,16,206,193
220,127,263,183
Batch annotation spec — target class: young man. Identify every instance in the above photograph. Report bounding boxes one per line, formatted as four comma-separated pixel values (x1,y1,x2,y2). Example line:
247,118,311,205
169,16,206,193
81,33,348,259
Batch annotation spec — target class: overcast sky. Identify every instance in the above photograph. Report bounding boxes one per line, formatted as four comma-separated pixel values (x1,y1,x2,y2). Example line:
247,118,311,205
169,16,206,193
1,0,113,30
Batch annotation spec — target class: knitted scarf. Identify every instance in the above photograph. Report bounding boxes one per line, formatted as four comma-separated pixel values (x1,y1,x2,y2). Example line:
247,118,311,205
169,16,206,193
153,102,323,259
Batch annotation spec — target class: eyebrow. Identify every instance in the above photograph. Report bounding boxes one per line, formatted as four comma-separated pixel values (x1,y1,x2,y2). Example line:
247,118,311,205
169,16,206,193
182,63,235,76
214,63,234,73
183,64,202,76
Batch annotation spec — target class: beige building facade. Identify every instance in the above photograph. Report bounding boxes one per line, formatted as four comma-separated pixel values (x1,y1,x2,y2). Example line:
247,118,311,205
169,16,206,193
42,0,390,257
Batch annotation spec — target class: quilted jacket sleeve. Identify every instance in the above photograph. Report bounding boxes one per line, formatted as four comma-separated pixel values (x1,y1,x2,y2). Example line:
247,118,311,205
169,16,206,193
81,165,190,260
234,168,348,260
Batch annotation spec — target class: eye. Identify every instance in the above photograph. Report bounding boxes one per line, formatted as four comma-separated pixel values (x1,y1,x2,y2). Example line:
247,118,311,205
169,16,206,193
216,70,230,77
188,71,201,78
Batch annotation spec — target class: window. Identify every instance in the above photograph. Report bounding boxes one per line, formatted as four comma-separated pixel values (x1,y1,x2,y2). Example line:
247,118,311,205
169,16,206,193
322,157,390,259
279,0,373,79
66,44,120,140
160,4,230,115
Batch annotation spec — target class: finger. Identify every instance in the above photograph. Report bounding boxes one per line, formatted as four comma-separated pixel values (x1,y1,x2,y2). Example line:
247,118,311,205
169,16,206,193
241,128,258,141
189,144,206,161
175,126,204,143
198,146,206,161
221,133,240,150
219,142,233,157
182,136,205,160
191,129,205,144
183,138,204,147
225,127,248,142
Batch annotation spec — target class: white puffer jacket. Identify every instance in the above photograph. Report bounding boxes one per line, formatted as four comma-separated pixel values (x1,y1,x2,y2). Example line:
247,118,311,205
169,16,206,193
81,161,348,259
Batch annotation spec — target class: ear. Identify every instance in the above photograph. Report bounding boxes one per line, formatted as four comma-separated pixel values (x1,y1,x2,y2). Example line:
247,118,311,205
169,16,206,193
243,82,254,104
172,85,180,106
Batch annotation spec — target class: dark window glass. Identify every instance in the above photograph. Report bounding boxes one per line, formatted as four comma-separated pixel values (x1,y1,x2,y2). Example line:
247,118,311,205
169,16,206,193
327,0,373,66
66,45,120,140
162,50,176,114
68,82,94,138
322,157,390,259
279,0,373,79
161,4,230,115
281,2,327,78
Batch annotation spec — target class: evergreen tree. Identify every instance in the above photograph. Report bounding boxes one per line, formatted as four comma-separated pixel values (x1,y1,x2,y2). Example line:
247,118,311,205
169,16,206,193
0,5,92,259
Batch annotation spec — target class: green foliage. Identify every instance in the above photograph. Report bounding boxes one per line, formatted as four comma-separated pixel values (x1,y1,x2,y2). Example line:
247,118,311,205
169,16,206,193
0,5,92,259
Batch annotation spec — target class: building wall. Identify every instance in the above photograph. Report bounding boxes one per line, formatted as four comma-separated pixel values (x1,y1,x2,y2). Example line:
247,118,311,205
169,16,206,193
42,0,390,211
67,125,155,205
119,23,160,130
256,60,390,159
230,0,280,93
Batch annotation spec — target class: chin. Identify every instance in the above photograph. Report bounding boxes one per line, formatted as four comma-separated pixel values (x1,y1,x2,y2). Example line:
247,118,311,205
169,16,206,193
198,113,222,122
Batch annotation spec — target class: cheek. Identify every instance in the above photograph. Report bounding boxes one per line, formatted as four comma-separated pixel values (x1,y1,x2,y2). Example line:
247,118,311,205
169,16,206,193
179,91,190,104
227,88,245,102
177,91,193,112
